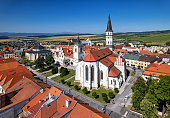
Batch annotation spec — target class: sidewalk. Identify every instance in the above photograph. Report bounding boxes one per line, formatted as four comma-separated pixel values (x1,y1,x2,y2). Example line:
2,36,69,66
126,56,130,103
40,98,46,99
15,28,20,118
47,73,60,79
65,75,75,82
41,70,51,74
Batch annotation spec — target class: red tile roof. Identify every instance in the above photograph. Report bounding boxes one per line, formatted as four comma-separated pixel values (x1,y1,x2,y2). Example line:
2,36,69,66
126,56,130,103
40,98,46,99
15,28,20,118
63,48,72,55
143,63,170,77
114,45,123,49
109,65,121,77
69,54,73,58
83,48,112,62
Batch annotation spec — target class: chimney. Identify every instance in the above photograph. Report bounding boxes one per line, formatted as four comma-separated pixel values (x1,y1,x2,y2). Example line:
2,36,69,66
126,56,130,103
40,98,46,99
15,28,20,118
40,88,44,93
49,93,52,99
66,99,70,108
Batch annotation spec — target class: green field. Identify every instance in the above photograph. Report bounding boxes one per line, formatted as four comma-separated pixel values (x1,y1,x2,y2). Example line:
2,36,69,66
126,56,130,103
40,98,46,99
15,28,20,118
89,30,170,45
52,69,75,82
1,30,170,46
43,71,53,77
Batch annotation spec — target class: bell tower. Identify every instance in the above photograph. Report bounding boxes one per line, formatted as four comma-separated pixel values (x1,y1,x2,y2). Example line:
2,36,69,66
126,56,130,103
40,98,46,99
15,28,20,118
73,34,83,65
106,14,114,51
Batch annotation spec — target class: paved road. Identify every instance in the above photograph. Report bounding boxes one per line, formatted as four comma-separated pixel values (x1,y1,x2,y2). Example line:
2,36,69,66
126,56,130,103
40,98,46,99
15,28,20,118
106,68,143,117
26,66,121,118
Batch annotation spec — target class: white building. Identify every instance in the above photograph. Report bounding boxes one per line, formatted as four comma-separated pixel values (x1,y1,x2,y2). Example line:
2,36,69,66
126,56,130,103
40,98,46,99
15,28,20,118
25,45,51,61
75,48,126,90
53,35,84,66
75,14,126,90
82,38,93,46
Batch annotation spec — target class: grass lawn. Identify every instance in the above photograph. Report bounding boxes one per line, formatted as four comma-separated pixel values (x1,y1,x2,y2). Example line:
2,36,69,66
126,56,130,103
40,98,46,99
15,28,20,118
63,77,117,104
43,71,53,77
52,69,75,82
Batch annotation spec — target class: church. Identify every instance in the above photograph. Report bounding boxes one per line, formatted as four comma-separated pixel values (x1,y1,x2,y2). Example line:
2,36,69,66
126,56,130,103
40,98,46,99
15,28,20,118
75,14,127,90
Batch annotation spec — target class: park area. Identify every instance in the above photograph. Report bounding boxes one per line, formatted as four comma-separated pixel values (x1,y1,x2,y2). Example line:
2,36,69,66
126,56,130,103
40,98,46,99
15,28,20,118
61,77,119,104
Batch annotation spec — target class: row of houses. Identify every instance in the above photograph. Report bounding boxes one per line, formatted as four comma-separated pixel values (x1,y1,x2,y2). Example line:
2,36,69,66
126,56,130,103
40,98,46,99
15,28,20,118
0,58,110,118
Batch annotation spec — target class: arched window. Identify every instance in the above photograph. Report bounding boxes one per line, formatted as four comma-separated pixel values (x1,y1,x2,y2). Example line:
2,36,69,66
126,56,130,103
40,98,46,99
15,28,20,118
91,66,94,82
100,70,103,80
85,65,88,81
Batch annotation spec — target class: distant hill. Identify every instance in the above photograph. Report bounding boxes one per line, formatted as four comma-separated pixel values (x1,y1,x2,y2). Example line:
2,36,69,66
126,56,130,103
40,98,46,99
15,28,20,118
0,32,94,37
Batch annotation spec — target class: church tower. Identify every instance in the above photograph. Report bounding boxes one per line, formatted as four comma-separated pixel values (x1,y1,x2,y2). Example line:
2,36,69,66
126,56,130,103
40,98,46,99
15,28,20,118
73,34,83,65
106,14,114,51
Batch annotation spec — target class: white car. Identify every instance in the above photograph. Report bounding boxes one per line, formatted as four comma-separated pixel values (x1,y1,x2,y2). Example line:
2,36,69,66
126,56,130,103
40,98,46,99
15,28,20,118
124,95,128,101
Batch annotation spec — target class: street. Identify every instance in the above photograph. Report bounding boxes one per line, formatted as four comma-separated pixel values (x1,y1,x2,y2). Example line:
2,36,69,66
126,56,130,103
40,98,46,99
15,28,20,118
106,67,143,117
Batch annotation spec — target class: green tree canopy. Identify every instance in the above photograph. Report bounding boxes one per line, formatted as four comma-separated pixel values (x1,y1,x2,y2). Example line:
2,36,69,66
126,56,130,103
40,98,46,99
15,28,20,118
131,76,147,96
35,57,45,69
166,41,170,46
132,90,144,110
146,75,170,116
140,99,158,118
45,55,55,66
21,51,25,58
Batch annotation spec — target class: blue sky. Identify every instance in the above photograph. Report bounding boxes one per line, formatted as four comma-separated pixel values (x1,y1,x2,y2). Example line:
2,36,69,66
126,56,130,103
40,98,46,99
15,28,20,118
0,0,170,33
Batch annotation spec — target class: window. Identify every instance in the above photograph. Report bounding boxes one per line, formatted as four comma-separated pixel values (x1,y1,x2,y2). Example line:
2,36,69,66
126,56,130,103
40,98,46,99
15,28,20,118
100,70,103,80
75,48,77,52
111,80,112,84
91,66,94,82
85,65,88,81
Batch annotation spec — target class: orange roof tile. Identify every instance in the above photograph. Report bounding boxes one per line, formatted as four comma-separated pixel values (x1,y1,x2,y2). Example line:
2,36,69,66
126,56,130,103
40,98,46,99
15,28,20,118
83,48,111,61
143,63,170,77
69,54,73,58
109,65,121,77
124,47,137,49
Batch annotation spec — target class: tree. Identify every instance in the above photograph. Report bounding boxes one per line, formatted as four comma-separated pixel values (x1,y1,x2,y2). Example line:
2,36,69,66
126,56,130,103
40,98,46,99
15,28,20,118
132,90,144,110
20,58,29,65
147,75,170,117
61,79,65,84
102,93,107,98
60,67,64,73
131,76,147,96
60,68,69,77
140,99,158,118
67,81,71,87
82,87,88,94
34,57,45,69
166,41,170,46
146,78,152,92
108,92,115,99
21,51,25,58
114,88,119,93
45,55,55,66
74,85,80,90
52,67,58,74
103,96,110,103
92,92,98,98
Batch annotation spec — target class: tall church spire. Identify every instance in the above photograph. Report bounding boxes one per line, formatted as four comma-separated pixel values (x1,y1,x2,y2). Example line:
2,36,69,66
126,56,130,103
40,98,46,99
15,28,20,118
106,14,113,32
